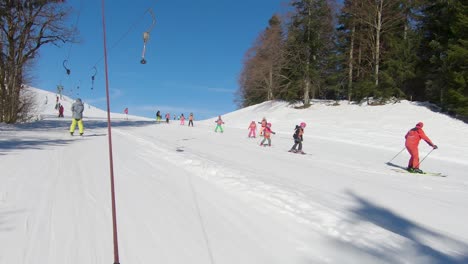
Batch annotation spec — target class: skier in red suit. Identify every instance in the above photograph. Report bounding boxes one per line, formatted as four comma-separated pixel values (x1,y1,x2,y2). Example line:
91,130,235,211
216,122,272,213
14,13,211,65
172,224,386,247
405,122,437,173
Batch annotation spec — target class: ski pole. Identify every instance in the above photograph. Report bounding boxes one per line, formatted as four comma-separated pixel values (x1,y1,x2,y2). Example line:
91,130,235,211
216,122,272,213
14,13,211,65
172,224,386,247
416,148,435,167
388,147,406,163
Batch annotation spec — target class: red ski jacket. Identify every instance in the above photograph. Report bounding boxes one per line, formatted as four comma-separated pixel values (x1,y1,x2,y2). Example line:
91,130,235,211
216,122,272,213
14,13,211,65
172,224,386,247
405,125,434,148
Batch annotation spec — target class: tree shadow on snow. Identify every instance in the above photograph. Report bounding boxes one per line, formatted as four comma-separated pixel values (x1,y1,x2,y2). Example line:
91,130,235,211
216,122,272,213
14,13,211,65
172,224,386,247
1,118,155,132
0,119,155,155
0,138,75,155
339,191,468,264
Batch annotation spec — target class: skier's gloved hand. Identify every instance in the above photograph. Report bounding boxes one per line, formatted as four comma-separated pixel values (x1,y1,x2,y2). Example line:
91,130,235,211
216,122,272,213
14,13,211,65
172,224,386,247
433,145,438,149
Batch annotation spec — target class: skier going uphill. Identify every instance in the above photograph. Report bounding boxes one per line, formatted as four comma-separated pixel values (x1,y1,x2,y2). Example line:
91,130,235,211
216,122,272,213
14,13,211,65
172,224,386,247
69,98,84,136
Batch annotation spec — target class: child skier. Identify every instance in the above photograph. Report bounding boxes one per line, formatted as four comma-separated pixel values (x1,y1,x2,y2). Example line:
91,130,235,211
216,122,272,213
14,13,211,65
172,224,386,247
58,104,64,118
165,113,170,123
248,121,257,138
289,122,306,154
258,117,267,136
215,115,224,133
259,123,275,146
124,107,128,120
180,114,185,125
188,113,194,127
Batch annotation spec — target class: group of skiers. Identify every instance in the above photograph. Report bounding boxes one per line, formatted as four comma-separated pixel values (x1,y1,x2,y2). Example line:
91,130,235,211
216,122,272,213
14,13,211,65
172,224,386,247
65,98,438,174
245,117,306,154
156,110,194,126
245,117,436,173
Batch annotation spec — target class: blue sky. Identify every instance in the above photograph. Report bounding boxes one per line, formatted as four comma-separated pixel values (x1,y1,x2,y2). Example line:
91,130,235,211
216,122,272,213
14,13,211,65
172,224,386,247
34,0,288,120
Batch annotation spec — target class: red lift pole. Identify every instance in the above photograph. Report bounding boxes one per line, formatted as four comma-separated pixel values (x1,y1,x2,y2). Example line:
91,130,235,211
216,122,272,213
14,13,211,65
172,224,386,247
100,0,120,263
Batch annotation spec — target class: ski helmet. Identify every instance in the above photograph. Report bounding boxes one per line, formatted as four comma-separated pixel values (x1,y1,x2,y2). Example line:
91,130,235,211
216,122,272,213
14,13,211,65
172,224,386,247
416,122,423,128
300,122,307,128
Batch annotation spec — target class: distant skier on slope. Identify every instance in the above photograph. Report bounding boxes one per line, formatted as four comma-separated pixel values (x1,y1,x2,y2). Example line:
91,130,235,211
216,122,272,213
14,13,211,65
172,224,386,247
180,113,185,125
215,115,224,133
248,121,257,138
259,123,275,146
289,122,306,154
188,113,194,127
156,110,162,123
165,113,170,124
69,98,84,136
405,122,438,173
58,104,64,118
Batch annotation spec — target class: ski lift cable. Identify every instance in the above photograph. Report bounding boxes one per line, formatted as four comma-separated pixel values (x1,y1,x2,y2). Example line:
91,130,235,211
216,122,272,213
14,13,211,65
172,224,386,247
62,0,84,76
92,1,158,68
65,0,83,61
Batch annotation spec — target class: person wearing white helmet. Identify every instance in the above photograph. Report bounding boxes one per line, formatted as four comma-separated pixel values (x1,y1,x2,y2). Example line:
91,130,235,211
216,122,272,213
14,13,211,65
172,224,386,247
289,122,307,154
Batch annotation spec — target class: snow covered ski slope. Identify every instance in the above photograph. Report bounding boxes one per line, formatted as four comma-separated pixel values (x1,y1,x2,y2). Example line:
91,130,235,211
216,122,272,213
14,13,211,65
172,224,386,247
1,88,467,264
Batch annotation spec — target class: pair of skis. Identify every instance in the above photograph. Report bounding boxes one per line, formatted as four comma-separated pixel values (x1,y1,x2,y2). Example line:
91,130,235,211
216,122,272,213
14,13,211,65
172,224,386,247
386,162,446,177
390,168,447,177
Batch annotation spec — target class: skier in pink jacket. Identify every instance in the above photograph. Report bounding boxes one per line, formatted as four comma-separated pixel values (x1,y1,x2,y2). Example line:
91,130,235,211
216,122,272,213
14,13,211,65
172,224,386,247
248,121,257,138
180,114,185,125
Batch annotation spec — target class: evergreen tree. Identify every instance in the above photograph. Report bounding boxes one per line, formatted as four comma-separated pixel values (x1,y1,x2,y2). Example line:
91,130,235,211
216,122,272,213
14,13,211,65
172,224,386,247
281,0,334,105
446,1,468,118
417,0,455,105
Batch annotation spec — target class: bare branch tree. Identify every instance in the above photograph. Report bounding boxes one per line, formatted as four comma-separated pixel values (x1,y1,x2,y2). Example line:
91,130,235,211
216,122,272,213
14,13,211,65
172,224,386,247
237,14,285,107
0,0,75,123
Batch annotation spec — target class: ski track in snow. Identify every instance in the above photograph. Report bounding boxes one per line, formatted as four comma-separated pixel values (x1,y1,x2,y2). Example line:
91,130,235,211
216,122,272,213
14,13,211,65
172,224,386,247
112,125,468,263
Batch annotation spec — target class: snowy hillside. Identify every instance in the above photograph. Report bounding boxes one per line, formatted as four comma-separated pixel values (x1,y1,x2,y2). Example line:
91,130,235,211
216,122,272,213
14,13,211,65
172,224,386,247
26,86,148,121
1,88,467,264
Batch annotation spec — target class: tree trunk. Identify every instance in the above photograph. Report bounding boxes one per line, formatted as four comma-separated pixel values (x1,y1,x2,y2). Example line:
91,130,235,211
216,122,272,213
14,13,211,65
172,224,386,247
375,0,383,87
303,0,312,106
268,65,273,100
348,25,355,101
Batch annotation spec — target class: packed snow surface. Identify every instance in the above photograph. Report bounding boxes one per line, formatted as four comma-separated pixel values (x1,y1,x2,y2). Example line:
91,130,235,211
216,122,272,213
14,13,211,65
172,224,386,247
1,88,467,264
